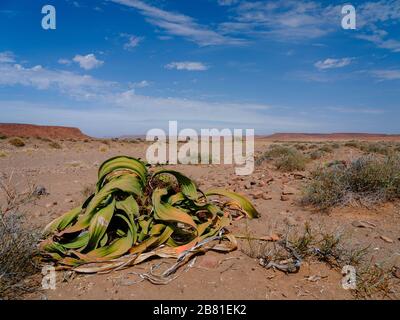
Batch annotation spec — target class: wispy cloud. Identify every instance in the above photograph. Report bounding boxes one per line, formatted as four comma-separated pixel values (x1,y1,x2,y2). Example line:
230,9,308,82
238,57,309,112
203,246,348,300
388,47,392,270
165,61,209,71
58,58,72,65
217,0,238,6
73,53,104,70
327,107,385,114
130,80,150,88
371,69,400,81
111,0,245,46
0,51,15,63
0,51,315,135
354,0,400,52
121,33,143,50
314,58,353,70
219,1,340,40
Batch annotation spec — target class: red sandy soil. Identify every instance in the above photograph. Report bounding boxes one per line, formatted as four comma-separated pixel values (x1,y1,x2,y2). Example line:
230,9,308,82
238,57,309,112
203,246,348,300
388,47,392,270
1,135,399,300
0,123,90,140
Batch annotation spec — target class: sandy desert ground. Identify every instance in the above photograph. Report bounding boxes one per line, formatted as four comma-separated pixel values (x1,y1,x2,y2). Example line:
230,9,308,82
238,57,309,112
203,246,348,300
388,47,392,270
1,133,400,300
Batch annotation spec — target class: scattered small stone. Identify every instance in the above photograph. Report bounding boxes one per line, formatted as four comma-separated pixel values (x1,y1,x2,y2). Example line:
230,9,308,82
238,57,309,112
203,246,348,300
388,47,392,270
281,195,290,201
292,173,307,180
282,185,296,195
64,198,74,203
392,266,400,279
351,220,376,229
380,235,394,243
262,194,272,200
305,275,321,282
33,186,48,196
251,191,264,199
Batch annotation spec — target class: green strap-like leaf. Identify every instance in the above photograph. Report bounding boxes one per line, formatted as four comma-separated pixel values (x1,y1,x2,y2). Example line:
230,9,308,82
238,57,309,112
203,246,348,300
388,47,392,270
152,169,198,200
152,188,197,230
205,188,260,218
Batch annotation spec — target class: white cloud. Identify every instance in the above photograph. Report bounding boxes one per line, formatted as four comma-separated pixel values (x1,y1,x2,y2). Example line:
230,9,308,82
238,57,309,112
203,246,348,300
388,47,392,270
0,52,316,135
314,58,353,70
351,0,400,52
0,56,114,98
165,61,209,71
219,1,340,40
371,69,400,81
0,51,15,63
121,34,143,50
58,58,72,65
327,107,384,114
217,0,238,6
130,80,150,88
73,53,104,70
111,0,245,46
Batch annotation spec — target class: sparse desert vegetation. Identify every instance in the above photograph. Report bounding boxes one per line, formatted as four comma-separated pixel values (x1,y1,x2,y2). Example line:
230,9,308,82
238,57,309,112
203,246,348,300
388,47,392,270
1,132,400,300
8,138,25,147
302,154,400,210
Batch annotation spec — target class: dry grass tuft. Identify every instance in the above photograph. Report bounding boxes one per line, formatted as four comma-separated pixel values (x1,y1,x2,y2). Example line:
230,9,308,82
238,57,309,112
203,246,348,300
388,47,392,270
49,141,62,149
0,211,40,299
8,138,25,147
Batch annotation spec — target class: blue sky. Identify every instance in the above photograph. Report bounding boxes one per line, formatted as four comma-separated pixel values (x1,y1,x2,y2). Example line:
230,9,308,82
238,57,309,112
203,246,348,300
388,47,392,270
0,0,399,137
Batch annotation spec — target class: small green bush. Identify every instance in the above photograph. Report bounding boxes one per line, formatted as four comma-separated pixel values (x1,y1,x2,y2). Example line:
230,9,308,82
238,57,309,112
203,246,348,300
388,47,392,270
302,154,400,209
273,150,308,172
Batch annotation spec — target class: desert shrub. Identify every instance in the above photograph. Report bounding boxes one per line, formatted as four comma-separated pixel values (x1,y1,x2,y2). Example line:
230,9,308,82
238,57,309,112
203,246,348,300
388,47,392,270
49,141,62,149
8,138,25,147
302,154,400,209
256,145,308,170
294,143,308,151
344,140,360,148
0,152,7,158
360,142,392,155
36,136,52,142
0,134,7,140
318,145,333,153
309,150,324,160
274,151,308,172
331,143,340,149
0,211,40,299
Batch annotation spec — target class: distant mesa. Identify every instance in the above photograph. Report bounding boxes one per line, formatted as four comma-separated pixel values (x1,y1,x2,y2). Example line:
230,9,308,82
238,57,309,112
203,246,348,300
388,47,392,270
0,123,90,140
264,133,400,141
